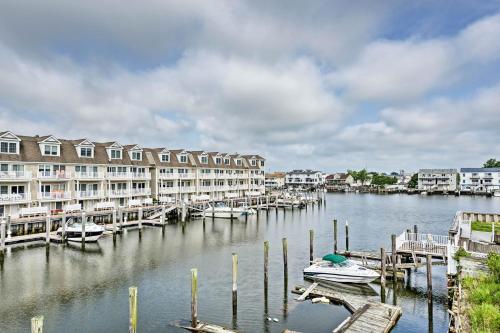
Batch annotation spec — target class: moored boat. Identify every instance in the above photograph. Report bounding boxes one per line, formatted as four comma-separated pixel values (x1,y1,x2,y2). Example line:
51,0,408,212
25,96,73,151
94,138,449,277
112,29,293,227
303,254,379,284
57,218,105,242
204,202,256,219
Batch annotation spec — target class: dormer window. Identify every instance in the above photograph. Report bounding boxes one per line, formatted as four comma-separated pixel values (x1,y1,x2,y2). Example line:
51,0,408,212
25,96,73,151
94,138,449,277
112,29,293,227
80,147,93,157
251,160,256,166
236,159,242,166
224,158,230,165
0,142,17,154
215,157,222,164
131,151,142,161
161,154,170,162
44,144,59,156
179,155,187,163
110,149,122,159
201,156,208,164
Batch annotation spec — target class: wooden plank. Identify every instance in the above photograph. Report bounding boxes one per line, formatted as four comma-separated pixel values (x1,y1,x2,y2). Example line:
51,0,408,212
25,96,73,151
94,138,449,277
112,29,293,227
296,282,318,301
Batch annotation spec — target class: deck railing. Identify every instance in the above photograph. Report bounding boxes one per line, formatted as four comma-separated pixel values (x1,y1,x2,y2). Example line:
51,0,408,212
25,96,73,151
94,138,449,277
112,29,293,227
396,231,449,256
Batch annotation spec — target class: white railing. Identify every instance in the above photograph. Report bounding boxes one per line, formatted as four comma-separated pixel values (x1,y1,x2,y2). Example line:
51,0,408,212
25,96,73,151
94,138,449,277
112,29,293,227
131,172,151,180
178,173,196,179
94,202,115,210
179,186,196,192
37,171,71,179
0,170,32,180
109,189,130,197
19,206,48,217
130,188,151,196
38,191,71,200
0,192,31,203
199,173,216,179
106,172,132,179
158,173,177,179
74,171,104,179
199,185,215,192
159,187,178,194
64,204,82,212
75,190,104,199
397,231,449,255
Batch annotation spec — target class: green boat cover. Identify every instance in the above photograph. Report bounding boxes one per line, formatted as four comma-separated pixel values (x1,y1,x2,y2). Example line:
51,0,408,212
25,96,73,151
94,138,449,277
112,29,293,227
322,254,347,263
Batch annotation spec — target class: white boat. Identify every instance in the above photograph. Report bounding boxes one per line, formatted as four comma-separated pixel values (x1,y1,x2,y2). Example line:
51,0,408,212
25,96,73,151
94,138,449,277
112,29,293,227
493,190,500,198
57,218,105,242
303,254,379,284
420,191,428,196
204,202,256,219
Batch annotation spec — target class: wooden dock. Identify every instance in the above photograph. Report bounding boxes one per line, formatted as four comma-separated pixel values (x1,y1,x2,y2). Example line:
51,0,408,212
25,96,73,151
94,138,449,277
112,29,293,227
292,283,402,333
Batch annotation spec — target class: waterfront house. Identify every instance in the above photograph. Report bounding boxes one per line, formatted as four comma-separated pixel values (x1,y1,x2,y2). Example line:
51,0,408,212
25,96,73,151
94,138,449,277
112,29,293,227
459,168,500,193
285,169,324,189
265,172,285,189
325,173,354,191
0,131,265,217
417,169,458,192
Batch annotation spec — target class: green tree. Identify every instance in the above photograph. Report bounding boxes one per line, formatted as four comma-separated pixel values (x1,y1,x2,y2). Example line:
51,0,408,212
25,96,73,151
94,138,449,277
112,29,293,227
357,169,369,185
371,174,397,187
408,173,418,188
483,158,500,168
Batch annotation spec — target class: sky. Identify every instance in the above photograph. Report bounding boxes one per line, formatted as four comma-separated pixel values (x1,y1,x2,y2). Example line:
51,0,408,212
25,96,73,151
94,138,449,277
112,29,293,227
1,0,500,173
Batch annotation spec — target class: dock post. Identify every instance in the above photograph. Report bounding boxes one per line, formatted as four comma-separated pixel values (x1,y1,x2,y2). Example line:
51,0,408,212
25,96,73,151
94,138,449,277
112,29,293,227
426,254,432,301
391,234,397,281
413,225,418,241
191,268,198,328
160,205,165,225
282,237,288,278
31,315,44,333
0,219,5,254
212,201,215,219
232,253,238,315
345,220,349,253
112,209,117,235
230,200,234,219
380,248,386,286
309,229,314,263
333,219,338,254
61,211,67,242
129,286,138,333
81,212,86,244
6,216,11,238
181,203,186,223
264,241,269,290
45,216,51,244
138,207,143,229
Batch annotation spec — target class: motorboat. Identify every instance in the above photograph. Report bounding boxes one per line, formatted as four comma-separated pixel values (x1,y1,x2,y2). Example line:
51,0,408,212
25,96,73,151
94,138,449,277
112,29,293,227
493,190,500,198
303,254,379,284
204,202,256,219
56,218,105,242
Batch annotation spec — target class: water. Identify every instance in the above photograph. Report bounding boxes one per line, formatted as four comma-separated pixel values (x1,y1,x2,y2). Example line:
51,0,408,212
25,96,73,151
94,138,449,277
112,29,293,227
0,194,498,333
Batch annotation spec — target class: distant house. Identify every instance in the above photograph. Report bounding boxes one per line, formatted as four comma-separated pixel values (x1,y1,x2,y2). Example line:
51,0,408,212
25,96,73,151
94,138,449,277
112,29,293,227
460,168,500,193
265,172,285,189
285,169,324,188
418,169,458,191
325,173,354,190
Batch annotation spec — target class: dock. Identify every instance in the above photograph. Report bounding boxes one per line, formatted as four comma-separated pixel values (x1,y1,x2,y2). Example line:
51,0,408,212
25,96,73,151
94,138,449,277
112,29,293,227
292,283,402,333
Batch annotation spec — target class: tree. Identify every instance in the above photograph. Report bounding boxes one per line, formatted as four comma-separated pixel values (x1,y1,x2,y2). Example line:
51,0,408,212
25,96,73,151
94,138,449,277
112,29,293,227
483,158,500,168
371,174,397,187
348,169,369,185
408,173,418,188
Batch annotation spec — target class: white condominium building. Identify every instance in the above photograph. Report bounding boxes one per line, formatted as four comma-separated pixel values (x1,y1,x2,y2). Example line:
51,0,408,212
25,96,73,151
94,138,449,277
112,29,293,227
285,170,324,188
417,169,458,191
460,168,500,193
0,131,265,217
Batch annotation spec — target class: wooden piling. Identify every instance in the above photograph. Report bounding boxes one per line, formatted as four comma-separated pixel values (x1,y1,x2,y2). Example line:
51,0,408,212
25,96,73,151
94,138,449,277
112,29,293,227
6,215,11,238
138,207,143,229
345,220,349,252
264,241,269,289
282,237,288,277
61,211,67,241
31,315,44,333
112,209,117,234
380,248,386,286
45,216,50,244
232,253,238,314
333,219,338,254
191,268,198,328
0,219,6,254
391,234,397,281
160,205,166,225
81,212,86,243
129,286,138,333
426,254,432,301
230,200,234,219
309,229,314,263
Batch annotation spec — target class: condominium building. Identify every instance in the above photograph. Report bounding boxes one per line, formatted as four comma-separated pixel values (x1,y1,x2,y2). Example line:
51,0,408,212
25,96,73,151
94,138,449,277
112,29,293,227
460,168,500,193
285,169,325,188
417,169,458,191
0,131,265,217
265,172,285,189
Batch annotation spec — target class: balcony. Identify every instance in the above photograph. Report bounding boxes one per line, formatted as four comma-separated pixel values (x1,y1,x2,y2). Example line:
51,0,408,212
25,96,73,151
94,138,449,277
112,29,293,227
108,189,130,197
178,173,196,179
75,190,104,199
159,187,178,194
0,192,31,204
199,173,216,179
199,185,215,192
0,171,32,181
74,171,105,180
38,191,71,200
106,172,132,180
130,188,151,196
37,171,71,180
158,173,177,180
131,172,151,180
179,186,196,193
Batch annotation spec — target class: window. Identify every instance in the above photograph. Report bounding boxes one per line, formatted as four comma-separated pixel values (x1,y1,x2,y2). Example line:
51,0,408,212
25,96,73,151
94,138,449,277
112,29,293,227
179,155,187,163
201,156,208,164
260,160,264,167
110,149,122,159
131,151,142,161
80,147,92,157
236,159,242,166
251,160,256,166
224,158,230,165
0,142,17,154
215,157,222,164
161,154,170,162
44,144,58,156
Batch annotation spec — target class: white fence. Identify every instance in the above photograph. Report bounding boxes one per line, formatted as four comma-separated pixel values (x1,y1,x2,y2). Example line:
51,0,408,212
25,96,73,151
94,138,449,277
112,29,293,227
396,231,449,256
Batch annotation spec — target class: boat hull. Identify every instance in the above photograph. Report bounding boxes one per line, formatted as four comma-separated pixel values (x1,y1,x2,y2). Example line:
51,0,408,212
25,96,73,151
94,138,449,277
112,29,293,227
304,272,378,284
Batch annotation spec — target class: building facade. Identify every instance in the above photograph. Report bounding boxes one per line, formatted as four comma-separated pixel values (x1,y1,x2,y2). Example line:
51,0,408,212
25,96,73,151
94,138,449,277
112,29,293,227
459,168,500,193
265,172,285,189
417,169,458,191
325,173,354,190
0,131,265,217
285,170,324,188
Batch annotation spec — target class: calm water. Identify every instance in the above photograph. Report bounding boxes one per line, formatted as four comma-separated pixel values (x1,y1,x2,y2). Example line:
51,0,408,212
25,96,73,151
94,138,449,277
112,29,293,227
1,194,499,333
